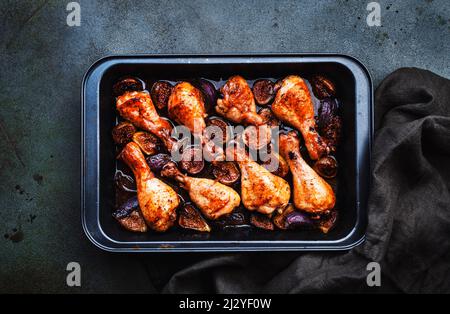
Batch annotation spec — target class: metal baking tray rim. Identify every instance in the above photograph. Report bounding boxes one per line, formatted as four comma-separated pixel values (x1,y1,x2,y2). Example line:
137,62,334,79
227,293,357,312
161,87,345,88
81,53,373,252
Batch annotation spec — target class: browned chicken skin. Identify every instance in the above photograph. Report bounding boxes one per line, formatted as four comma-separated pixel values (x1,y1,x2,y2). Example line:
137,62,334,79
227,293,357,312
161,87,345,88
161,162,240,220
168,82,207,135
217,76,287,174
227,144,291,215
272,75,328,160
168,81,224,162
216,76,264,125
119,142,179,232
116,91,176,151
279,131,335,213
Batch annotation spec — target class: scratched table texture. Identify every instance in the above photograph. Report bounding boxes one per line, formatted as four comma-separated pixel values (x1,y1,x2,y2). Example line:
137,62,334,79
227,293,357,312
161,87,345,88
0,0,449,293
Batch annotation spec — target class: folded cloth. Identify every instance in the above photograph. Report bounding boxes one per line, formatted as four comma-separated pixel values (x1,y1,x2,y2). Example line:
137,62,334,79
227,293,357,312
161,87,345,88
158,68,450,293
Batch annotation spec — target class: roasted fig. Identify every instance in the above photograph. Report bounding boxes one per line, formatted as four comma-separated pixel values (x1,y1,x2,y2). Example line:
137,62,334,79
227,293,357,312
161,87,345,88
132,131,161,155
179,146,204,175
113,77,144,97
252,79,275,106
213,211,248,228
116,211,148,233
273,204,295,230
285,211,314,229
261,152,289,178
273,204,314,230
114,170,136,192
258,108,280,128
318,98,339,127
145,153,172,173
212,161,240,185
193,78,217,111
250,213,274,230
179,204,211,232
205,117,230,144
313,156,338,179
112,122,136,146
242,125,272,150
322,116,342,153
316,209,338,234
150,81,173,110
311,75,336,99
318,98,342,153
273,79,283,94
112,196,147,232
112,196,139,219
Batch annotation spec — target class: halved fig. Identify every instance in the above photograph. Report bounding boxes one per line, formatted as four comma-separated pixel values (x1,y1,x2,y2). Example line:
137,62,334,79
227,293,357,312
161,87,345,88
205,117,230,144
316,209,338,234
252,79,275,106
242,125,272,150
311,75,336,99
180,146,204,175
250,213,274,230
258,108,280,128
132,131,161,155
160,161,179,179
112,196,147,232
313,156,338,179
212,161,240,185
213,210,248,228
261,152,289,178
146,153,172,173
150,81,173,110
113,77,144,97
112,122,136,145
178,204,211,232
117,211,148,233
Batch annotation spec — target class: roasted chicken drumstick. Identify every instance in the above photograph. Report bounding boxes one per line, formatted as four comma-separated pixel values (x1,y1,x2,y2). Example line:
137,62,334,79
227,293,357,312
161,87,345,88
216,75,264,125
168,82,207,135
119,142,180,232
116,91,176,151
272,75,328,160
216,76,287,176
279,131,335,213
227,144,290,215
161,162,240,220
168,81,224,161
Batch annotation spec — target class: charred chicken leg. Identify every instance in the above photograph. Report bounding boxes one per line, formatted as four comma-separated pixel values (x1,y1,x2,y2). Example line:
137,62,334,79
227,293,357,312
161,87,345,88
216,75,264,125
227,144,290,215
279,131,335,213
161,162,240,220
116,91,176,151
119,142,179,232
272,75,328,160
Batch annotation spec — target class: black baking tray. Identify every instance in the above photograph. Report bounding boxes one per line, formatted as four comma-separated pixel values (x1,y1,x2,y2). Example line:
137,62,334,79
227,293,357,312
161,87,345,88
81,54,372,252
